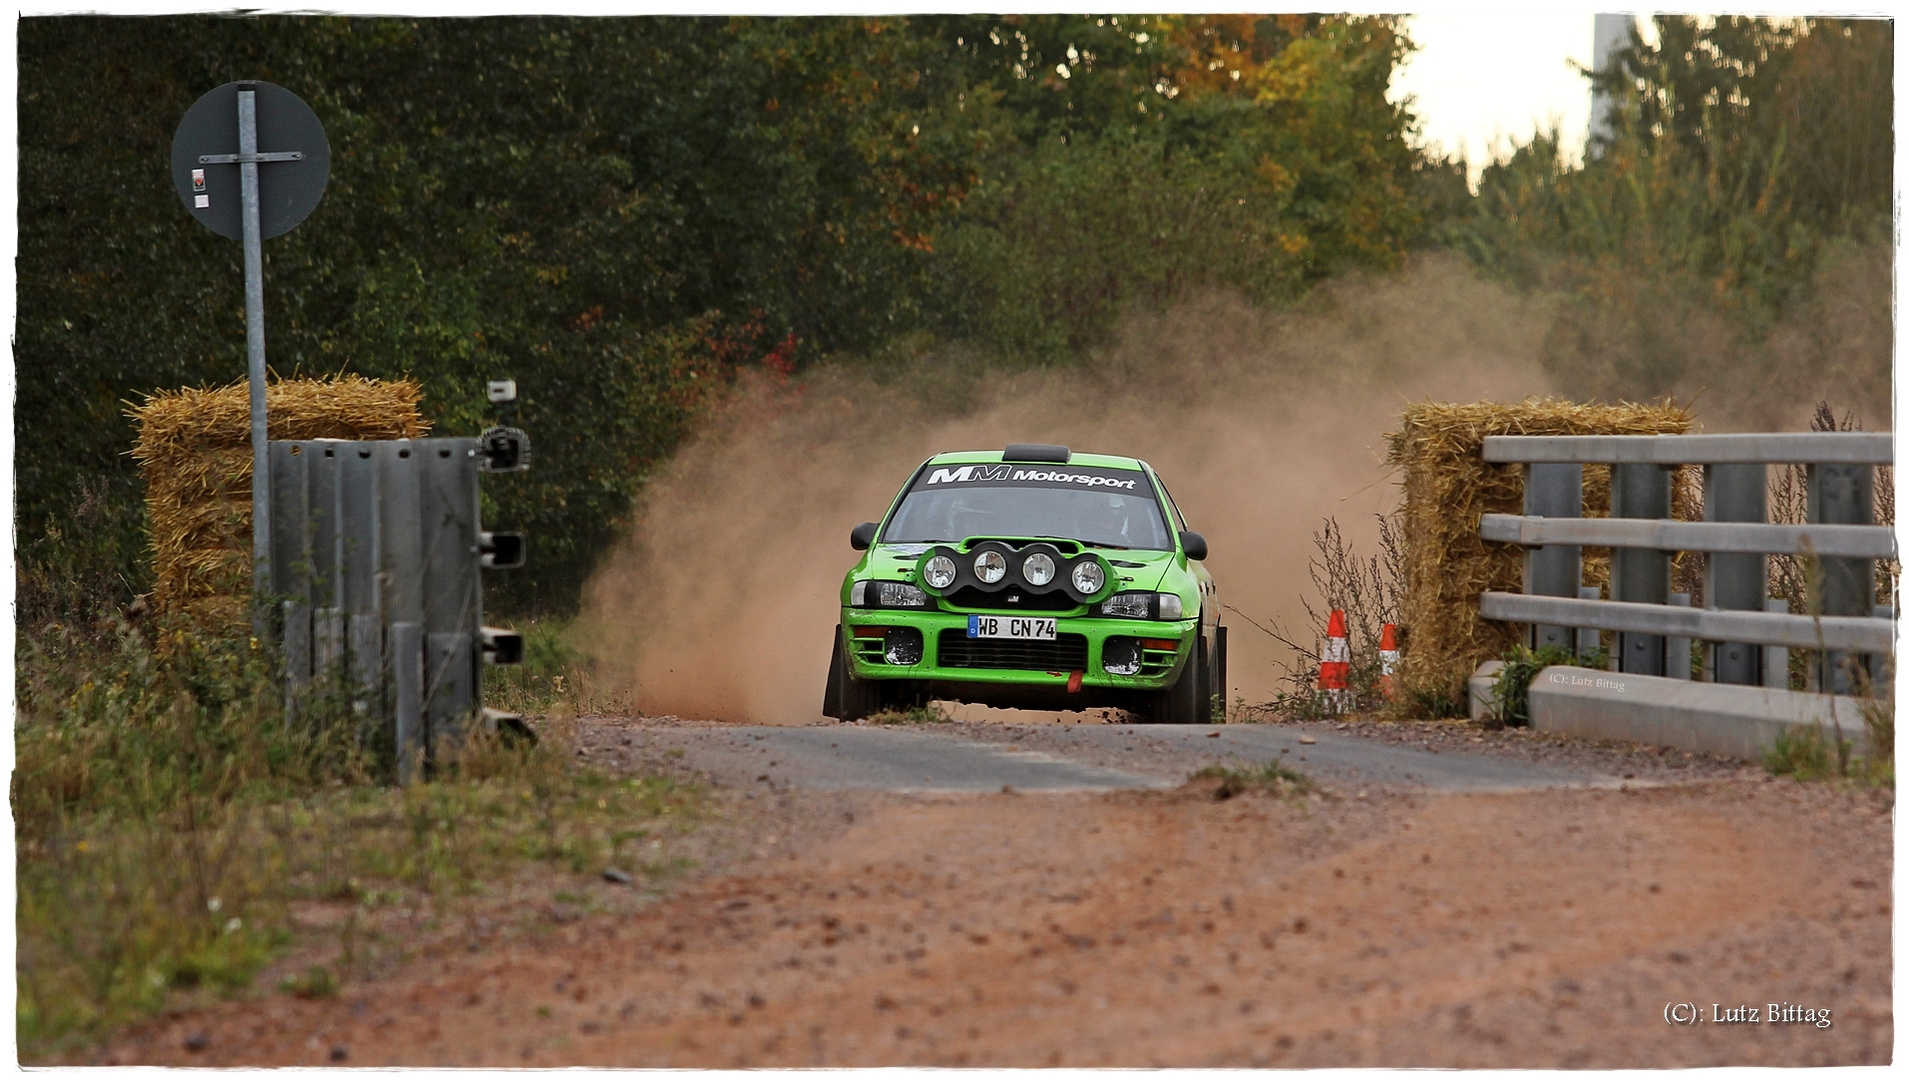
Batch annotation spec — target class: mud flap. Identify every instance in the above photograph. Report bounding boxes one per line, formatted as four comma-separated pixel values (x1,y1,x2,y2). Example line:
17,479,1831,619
822,624,845,720
1214,624,1229,723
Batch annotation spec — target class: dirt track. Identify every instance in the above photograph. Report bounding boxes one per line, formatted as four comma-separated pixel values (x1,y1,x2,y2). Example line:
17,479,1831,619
99,724,1893,1067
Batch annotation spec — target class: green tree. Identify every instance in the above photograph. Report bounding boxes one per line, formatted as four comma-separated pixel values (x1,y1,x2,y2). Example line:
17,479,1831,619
16,14,1437,617
1447,16,1892,411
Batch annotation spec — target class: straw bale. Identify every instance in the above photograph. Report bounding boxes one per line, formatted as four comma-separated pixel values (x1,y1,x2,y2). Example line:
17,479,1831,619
130,376,429,635
1382,398,1695,710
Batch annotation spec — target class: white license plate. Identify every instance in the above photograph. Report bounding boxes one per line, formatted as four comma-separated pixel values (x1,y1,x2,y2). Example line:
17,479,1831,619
967,615,1058,641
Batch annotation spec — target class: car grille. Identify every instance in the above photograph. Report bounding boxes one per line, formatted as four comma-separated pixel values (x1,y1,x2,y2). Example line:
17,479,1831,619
937,630,1089,671
849,631,887,664
942,587,1081,613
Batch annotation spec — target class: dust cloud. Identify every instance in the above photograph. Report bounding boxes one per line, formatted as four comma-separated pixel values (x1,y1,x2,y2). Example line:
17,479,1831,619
579,254,1567,723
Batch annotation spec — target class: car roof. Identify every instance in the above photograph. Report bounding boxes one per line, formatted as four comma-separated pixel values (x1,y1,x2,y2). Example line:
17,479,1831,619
924,449,1149,471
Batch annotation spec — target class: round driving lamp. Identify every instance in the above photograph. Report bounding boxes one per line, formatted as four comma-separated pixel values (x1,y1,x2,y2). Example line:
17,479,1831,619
923,555,957,589
1022,552,1056,587
1070,560,1106,595
974,550,1008,585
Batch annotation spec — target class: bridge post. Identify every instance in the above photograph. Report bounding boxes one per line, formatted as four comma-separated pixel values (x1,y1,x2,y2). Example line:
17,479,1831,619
1611,463,1670,675
1763,598,1790,689
1703,463,1768,684
1576,586,1602,662
1523,463,1582,653
1807,463,1874,693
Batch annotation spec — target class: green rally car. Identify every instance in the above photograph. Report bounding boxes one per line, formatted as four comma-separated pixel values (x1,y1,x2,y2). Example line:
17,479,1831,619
823,444,1225,724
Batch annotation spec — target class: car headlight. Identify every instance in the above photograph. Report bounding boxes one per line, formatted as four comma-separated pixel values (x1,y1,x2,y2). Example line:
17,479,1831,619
1070,560,1105,595
878,582,928,608
1022,552,1056,587
849,580,928,608
1098,592,1185,619
974,550,1007,584
923,555,957,589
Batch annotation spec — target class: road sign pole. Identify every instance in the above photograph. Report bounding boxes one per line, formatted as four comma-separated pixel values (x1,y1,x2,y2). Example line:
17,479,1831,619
238,87,272,637
174,79,330,640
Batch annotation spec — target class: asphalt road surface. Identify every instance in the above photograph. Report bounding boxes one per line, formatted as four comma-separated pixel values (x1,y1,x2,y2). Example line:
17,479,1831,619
634,722,1625,794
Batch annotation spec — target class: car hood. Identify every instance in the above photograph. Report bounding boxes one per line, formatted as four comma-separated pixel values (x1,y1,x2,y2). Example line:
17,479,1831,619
1098,549,1181,593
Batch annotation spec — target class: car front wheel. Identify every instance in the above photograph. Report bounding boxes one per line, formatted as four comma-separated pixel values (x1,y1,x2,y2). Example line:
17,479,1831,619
825,630,886,723
1152,634,1209,724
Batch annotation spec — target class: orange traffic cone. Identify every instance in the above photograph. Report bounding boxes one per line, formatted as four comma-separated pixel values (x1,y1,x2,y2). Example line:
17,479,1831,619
1318,609,1350,711
1378,622,1400,700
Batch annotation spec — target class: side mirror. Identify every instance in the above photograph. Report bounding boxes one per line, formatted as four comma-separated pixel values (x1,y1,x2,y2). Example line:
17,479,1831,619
850,522,879,551
1179,530,1208,561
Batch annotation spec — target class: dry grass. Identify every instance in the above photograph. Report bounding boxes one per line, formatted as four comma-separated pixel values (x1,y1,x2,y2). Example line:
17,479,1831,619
1382,398,1694,711
14,617,704,1058
127,377,429,635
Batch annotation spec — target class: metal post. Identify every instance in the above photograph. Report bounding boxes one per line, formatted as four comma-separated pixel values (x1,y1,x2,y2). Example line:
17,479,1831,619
421,439,482,763
239,86,272,639
1872,605,1895,690
309,441,345,683
342,445,383,714
1611,463,1670,675
1666,592,1691,678
1807,463,1874,693
1523,463,1583,652
1576,586,1602,662
1704,463,1768,685
391,621,424,785
1763,598,1790,689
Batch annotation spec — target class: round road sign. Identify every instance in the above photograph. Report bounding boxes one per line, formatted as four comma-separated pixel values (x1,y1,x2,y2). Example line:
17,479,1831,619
171,81,330,240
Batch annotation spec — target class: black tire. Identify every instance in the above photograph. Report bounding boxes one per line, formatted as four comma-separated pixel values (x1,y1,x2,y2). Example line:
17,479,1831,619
1153,634,1209,724
1211,624,1229,723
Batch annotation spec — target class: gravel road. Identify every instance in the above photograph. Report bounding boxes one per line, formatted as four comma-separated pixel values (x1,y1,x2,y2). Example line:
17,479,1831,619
587,715,1736,795
93,714,1890,1068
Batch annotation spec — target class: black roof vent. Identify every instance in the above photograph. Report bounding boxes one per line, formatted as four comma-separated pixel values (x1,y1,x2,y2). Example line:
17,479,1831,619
1003,443,1071,464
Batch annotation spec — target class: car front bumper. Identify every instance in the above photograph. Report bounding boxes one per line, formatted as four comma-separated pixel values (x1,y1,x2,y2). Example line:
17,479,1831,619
840,608,1196,693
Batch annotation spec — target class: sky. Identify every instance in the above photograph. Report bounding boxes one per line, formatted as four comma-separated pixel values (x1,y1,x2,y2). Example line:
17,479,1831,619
1388,10,1649,183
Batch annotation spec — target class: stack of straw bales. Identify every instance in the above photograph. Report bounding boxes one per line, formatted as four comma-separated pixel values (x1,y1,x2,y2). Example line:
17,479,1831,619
130,376,429,635
1383,398,1696,709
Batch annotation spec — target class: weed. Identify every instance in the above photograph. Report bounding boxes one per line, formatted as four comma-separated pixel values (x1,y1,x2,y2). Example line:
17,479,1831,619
280,965,338,1000
1487,645,1578,728
1857,695,1894,788
1764,651,1894,788
865,702,952,725
1764,726,1845,781
1193,761,1313,800
1231,513,1402,719
1760,403,1898,690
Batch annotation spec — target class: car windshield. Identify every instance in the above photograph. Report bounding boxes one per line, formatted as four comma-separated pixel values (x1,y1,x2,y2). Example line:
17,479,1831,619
882,462,1173,550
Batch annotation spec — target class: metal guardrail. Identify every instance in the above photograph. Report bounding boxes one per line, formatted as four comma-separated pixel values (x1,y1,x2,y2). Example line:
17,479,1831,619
1479,514,1898,559
1477,431,1894,691
1479,592,1893,653
270,436,524,782
1482,432,1894,465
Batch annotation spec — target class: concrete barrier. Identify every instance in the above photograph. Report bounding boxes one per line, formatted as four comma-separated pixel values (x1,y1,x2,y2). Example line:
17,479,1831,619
1524,664,1874,761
